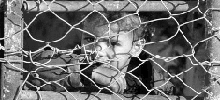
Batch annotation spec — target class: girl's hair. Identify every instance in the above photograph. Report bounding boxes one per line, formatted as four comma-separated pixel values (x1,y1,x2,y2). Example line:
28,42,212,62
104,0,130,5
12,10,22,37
83,12,154,42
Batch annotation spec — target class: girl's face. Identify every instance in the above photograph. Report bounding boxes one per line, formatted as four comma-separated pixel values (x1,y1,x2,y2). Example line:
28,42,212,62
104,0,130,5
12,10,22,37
81,30,135,71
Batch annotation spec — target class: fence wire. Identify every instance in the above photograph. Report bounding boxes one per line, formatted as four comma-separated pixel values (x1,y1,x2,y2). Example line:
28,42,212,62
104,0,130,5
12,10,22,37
2,0,220,100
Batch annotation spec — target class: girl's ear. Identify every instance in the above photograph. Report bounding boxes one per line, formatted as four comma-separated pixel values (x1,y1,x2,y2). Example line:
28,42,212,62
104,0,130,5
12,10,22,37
130,39,145,57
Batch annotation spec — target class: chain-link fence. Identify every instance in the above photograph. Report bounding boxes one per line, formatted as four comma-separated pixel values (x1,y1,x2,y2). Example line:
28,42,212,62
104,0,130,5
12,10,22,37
2,0,220,100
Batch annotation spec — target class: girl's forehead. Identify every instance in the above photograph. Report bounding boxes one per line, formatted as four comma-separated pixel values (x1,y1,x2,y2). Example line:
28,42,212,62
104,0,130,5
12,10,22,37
83,22,120,37
82,30,133,39
82,21,134,41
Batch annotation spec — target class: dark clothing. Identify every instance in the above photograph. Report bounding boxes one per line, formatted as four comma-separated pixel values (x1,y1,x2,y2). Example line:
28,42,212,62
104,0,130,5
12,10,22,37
28,50,81,92
28,50,144,93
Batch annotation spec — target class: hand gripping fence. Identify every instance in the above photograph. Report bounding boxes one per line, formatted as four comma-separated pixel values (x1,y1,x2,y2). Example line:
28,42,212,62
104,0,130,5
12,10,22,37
2,0,220,100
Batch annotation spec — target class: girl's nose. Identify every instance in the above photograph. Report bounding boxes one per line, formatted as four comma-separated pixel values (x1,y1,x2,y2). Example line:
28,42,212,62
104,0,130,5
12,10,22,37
95,42,115,59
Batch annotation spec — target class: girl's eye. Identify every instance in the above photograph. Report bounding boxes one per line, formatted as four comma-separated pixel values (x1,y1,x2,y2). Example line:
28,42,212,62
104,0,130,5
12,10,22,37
111,42,120,46
84,37,95,42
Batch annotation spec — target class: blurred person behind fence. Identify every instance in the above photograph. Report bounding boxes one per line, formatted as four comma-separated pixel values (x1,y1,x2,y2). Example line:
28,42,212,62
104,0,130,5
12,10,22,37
27,12,148,94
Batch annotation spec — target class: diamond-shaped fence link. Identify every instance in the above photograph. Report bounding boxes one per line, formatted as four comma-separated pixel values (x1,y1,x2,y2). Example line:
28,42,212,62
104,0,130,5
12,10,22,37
2,0,220,100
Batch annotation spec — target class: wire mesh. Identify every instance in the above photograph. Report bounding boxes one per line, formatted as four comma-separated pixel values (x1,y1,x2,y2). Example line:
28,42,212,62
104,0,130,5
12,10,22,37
2,0,220,100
